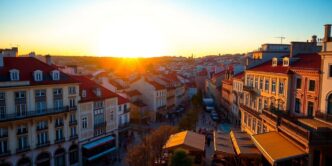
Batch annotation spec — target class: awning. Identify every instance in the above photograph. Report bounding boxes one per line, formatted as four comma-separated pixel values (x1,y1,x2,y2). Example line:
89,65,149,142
87,147,117,161
251,131,306,165
83,135,115,150
213,131,235,157
230,131,260,158
164,130,205,152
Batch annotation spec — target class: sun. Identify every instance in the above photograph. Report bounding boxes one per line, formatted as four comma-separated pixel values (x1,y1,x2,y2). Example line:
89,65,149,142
95,17,169,58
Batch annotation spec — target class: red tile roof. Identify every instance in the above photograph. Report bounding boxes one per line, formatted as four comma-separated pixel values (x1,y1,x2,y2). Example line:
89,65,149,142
108,79,125,89
0,57,78,86
247,53,321,74
126,89,142,97
146,80,165,90
163,72,180,82
71,75,118,103
117,94,129,105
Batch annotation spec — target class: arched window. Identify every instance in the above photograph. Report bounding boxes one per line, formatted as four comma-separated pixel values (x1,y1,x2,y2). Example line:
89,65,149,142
9,69,19,81
17,157,32,166
328,94,332,115
34,70,43,81
54,148,66,166
69,144,79,165
36,152,50,166
51,70,60,80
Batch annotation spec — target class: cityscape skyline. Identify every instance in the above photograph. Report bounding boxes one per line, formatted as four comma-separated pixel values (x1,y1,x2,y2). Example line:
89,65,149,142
0,0,332,57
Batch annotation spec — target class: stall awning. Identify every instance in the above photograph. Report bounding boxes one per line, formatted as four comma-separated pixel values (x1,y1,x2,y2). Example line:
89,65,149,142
230,131,260,158
213,131,235,157
251,131,306,165
83,135,115,150
87,147,117,161
164,130,205,152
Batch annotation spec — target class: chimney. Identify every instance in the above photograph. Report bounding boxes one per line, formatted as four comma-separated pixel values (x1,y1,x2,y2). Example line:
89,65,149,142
324,24,331,42
45,55,52,65
311,35,317,43
29,52,36,58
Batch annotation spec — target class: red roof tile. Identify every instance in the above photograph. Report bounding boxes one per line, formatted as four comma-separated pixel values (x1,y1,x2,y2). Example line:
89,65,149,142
71,75,118,103
0,57,78,86
126,89,142,97
117,94,129,105
146,80,165,90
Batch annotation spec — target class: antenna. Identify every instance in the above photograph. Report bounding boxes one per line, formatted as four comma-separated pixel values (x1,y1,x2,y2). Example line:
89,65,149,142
275,37,286,44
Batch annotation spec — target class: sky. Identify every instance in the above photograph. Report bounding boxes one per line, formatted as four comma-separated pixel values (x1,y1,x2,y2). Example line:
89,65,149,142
0,0,331,57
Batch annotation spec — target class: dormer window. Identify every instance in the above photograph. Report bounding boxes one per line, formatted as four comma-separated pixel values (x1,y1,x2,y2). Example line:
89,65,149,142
82,90,87,98
51,70,60,80
283,57,289,67
272,58,278,67
95,88,101,97
34,70,43,81
10,69,20,81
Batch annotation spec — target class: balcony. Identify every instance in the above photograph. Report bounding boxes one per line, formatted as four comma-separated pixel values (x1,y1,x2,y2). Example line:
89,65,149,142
69,106,77,111
243,85,261,96
54,137,65,144
315,111,332,124
0,106,70,122
55,122,64,128
261,109,279,127
16,145,30,154
94,121,107,129
278,118,310,145
70,134,78,140
0,150,11,158
69,119,77,126
240,104,261,119
36,141,50,149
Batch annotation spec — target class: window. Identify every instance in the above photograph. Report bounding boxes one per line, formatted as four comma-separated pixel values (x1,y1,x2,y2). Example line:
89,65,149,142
258,98,262,110
0,92,6,119
82,90,87,97
52,70,60,80
264,99,268,109
53,88,62,95
0,92,5,101
244,113,247,125
17,125,28,134
54,99,63,110
271,80,276,93
295,98,301,113
55,118,63,127
15,91,26,99
255,78,258,88
55,128,63,140
118,106,122,112
0,128,8,137
328,94,332,115
279,81,284,95
257,121,262,134
82,117,87,129
272,58,277,66
94,109,105,126
10,69,20,81
307,101,314,117
37,131,48,145
94,101,104,109
329,65,332,77
283,58,289,66
37,121,48,130
36,101,46,112
296,78,302,89
0,139,8,153
259,78,263,90
68,86,76,94
35,90,46,97
69,98,76,108
70,127,77,137
17,135,28,149
34,70,43,81
308,80,315,91
0,106,5,119
70,114,76,122
252,118,256,132
265,79,269,91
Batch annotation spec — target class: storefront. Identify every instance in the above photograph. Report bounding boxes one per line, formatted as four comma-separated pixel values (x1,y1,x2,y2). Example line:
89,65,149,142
82,135,117,165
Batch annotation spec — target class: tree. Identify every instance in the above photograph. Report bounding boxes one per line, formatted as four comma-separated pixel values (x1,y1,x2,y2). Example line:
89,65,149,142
169,149,193,166
126,125,178,166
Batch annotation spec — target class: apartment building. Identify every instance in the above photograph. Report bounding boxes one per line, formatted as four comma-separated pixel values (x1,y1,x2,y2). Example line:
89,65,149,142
72,76,118,166
0,55,80,166
230,72,244,126
130,77,167,121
